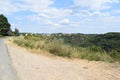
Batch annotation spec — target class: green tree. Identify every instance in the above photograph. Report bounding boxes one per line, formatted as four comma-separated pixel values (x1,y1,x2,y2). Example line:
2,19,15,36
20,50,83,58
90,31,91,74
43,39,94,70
87,32,120,52
15,28,19,36
0,14,11,36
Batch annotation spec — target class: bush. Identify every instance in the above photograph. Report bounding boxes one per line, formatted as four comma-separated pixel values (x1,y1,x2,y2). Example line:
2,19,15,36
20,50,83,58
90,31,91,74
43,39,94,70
45,39,73,58
110,50,120,62
80,52,113,62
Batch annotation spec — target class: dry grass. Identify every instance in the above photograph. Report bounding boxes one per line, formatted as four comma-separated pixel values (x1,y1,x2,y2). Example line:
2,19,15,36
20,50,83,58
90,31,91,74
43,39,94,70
12,36,116,62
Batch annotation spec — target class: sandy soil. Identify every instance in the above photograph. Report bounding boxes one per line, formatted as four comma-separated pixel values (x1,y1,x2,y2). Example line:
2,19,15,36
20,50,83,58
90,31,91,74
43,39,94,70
6,41,120,80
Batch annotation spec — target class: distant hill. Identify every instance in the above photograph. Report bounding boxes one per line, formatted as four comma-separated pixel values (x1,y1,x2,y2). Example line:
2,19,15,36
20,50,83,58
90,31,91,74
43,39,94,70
86,32,120,53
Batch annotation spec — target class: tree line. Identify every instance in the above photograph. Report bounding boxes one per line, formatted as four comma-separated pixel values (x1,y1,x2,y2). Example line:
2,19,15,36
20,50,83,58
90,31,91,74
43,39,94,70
49,33,120,54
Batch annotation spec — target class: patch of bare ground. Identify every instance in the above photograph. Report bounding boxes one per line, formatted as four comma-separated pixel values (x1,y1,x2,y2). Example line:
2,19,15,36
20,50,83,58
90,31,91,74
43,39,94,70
6,39,120,80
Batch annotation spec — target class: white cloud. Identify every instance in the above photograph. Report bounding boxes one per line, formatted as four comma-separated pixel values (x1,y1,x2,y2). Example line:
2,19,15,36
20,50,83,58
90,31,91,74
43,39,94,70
27,14,60,27
0,0,54,14
0,0,19,14
0,0,73,21
74,10,110,17
15,0,72,19
18,0,54,12
41,8,73,18
59,18,70,25
74,0,119,10
0,0,72,20
60,18,70,23
89,11,110,16
38,13,50,18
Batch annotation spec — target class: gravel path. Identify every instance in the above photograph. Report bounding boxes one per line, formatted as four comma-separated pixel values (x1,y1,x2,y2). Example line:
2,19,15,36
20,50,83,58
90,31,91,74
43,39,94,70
0,39,18,80
6,41,120,80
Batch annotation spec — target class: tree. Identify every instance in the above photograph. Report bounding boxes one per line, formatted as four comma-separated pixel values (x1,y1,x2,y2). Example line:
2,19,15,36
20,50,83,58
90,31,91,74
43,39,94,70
0,14,11,36
14,28,19,36
87,32,120,52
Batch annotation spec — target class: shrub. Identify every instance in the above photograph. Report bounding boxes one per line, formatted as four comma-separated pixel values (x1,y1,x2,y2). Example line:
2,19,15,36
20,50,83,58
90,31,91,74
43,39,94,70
79,52,113,62
47,39,73,58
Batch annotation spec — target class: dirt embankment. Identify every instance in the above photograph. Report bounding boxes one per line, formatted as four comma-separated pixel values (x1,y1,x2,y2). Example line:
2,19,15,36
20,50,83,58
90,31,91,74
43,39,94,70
6,40,120,80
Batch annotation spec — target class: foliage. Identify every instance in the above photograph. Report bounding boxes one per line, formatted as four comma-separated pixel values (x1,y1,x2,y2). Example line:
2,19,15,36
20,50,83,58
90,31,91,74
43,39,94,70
87,32,120,53
0,14,11,36
14,28,20,36
13,34,117,62
0,14,20,36
51,33,89,46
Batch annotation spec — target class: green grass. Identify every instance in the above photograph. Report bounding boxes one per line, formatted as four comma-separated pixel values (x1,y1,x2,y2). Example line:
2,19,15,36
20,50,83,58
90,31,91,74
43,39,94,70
0,35,3,37
13,35,119,63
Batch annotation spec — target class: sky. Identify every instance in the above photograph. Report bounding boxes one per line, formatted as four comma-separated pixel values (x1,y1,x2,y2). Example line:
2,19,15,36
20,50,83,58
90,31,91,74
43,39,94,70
0,0,120,33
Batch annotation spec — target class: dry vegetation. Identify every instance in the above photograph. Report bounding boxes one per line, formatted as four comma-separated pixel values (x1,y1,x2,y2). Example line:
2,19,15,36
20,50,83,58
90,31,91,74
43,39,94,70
12,34,117,63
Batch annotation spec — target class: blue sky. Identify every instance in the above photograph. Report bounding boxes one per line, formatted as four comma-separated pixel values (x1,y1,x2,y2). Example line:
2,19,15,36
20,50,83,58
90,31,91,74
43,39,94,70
0,0,120,33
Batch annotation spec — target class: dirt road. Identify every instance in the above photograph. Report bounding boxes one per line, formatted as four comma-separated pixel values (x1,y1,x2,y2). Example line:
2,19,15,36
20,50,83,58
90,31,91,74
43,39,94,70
0,39,18,80
6,41,120,80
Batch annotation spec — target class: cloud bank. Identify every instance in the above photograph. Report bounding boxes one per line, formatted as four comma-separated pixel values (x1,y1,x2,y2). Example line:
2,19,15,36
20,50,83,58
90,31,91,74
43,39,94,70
0,0,120,33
